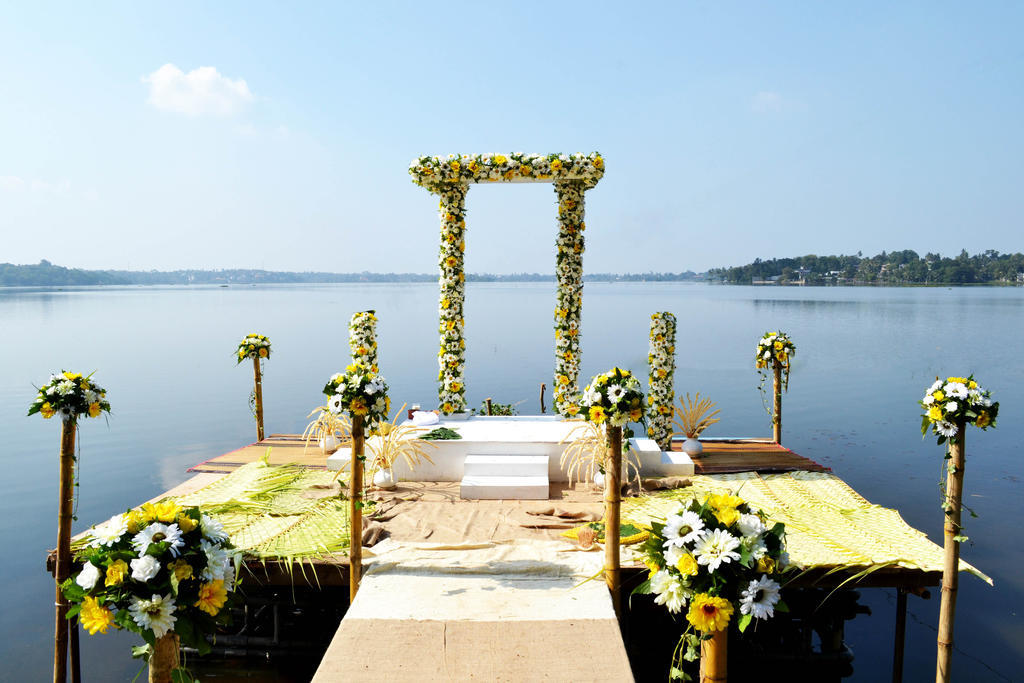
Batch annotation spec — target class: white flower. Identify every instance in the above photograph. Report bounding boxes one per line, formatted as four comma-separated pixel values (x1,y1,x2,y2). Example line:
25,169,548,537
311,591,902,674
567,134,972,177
75,561,102,590
928,379,943,394
650,570,689,614
763,351,771,360
922,394,935,405
693,528,742,573
328,395,344,414
945,382,969,400
130,555,161,582
663,511,705,548
131,523,183,557
663,543,685,567
607,385,625,403
56,380,76,395
737,514,766,539
201,514,229,543
744,536,768,560
945,401,959,413
740,575,781,620
585,388,602,406
201,539,231,581
365,381,379,395
936,421,958,438
89,514,128,547
129,594,177,638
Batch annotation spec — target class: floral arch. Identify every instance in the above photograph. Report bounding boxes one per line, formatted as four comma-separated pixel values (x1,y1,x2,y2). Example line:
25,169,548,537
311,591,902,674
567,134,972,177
409,152,605,416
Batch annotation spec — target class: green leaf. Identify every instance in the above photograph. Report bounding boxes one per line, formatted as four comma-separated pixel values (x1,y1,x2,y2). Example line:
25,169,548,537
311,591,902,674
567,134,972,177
131,644,152,660
170,669,197,683
738,613,753,632
953,535,969,543
775,599,789,613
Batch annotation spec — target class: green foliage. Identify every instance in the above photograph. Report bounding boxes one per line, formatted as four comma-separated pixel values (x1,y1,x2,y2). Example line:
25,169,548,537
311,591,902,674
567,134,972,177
420,427,462,440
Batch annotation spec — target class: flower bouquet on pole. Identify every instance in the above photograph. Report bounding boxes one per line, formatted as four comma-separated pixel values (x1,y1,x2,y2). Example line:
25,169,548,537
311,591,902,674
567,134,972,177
60,502,239,683
236,333,272,441
635,494,789,682
754,331,795,444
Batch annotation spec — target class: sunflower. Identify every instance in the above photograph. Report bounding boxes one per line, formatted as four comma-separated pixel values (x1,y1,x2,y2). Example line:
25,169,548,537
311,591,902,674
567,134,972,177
686,593,734,632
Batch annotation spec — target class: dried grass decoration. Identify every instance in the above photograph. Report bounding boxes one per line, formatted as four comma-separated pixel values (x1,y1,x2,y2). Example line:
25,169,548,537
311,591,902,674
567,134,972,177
366,403,436,477
673,393,721,439
559,420,641,487
301,404,351,455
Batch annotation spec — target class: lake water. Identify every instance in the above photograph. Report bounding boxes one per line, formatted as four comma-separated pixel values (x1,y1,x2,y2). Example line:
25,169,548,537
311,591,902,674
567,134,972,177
1,282,1021,681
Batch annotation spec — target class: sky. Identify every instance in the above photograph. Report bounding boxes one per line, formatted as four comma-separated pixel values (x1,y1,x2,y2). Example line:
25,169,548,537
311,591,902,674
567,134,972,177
1,2,1022,274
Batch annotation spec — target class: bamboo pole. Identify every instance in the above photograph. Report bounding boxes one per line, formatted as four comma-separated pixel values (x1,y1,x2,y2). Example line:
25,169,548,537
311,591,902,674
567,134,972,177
53,418,76,683
349,414,365,602
252,356,265,442
604,424,622,617
148,633,180,683
772,364,782,445
485,398,493,416
700,629,728,683
893,587,908,683
936,419,966,683
540,383,546,414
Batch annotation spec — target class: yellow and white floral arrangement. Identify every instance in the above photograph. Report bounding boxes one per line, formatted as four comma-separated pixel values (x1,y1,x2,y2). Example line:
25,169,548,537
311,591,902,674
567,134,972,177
553,180,587,416
647,312,677,449
323,363,391,431
235,333,271,364
436,184,468,414
349,311,378,373
581,368,646,427
29,371,110,421
754,331,794,379
60,501,238,659
636,494,789,678
920,375,998,445
409,152,605,192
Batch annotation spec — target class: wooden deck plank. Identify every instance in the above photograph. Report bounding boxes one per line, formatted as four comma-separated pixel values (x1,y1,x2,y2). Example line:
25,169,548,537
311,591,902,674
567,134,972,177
672,438,831,474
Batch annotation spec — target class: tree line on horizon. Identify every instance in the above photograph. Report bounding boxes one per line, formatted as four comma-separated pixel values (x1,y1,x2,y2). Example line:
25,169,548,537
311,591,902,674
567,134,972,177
708,249,1024,285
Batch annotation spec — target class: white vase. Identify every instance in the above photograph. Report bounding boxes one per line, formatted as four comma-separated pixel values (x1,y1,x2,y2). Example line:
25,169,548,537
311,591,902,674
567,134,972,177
373,467,396,489
681,437,703,456
593,471,605,488
318,434,339,454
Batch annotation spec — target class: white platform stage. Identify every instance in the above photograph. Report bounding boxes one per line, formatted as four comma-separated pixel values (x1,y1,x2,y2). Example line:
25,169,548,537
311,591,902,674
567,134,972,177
325,415,694,499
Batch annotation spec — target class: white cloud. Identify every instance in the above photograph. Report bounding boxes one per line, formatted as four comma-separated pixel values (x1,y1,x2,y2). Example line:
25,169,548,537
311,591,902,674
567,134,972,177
142,64,253,116
0,176,26,192
751,91,784,113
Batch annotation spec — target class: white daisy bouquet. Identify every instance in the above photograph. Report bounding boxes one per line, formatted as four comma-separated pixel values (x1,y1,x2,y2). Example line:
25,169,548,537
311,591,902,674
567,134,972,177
580,368,647,427
28,371,111,421
60,501,238,658
554,181,586,417
754,331,795,381
436,184,468,414
647,312,678,448
409,152,605,192
235,333,271,364
635,493,788,676
920,375,998,445
349,311,378,373
323,363,390,432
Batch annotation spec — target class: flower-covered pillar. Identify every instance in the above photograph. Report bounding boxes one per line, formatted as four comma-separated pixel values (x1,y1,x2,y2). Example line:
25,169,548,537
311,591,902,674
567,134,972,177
349,311,379,372
437,184,469,414
554,180,586,416
647,312,677,449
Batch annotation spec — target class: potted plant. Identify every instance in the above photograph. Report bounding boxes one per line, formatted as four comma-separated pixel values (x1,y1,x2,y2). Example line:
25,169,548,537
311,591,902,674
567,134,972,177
301,396,351,455
366,404,437,489
560,421,641,489
673,393,721,456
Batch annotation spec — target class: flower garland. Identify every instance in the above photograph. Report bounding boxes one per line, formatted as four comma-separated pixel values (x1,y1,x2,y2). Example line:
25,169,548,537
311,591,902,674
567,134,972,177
647,312,677,449
436,184,468,414
409,152,604,193
60,501,237,656
349,311,378,373
236,333,271,364
581,368,646,427
636,494,788,671
554,181,587,416
29,371,110,421
324,363,390,431
920,375,998,445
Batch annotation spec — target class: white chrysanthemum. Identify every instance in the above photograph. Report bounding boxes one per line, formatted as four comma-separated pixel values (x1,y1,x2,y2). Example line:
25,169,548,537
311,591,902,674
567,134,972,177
130,555,161,582
663,543,685,567
928,379,943,394
650,570,689,614
373,397,387,413
131,523,183,557
89,514,128,547
945,401,959,413
365,381,379,396
922,394,935,405
201,514,229,543
744,536,768,560
763,350,771,360
201,539,231,581
607,385,625,403
945,382,969,399
737,514,766,539
740,575,782,620
693,528,742,573
663,511,705,548
75,561,102,590
936,421,958,437
56,380,76,395
129,594,177,638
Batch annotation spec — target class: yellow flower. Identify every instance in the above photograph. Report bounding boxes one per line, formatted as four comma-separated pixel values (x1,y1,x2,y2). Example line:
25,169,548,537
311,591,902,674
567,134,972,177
686,593,734,633
493,154,507,165
80,596,115,635
757,556,777,574
176,513,198,533
41,402,56,419
449,160,460,172
644,559,661,580
927,406,943,421
88,402,101,418
773,341,784,351
593,156,604,169
449,382,462,392
933,391,944,401
258,347,268,358
629,408,643,422
444,256,458,268
105,559,129,587
125,509,147,534
589,406,607,423
169,559,194,581
565,404,580,417
714,506,741,527
142,500,182,524
442,402,454,413
194,580,228,616
976,410,991,428
467,160,480,173
675,554,699,576
350,396,369,416
550,159,563,171
708,493,744,510
63,372,82,381
968,380,978,389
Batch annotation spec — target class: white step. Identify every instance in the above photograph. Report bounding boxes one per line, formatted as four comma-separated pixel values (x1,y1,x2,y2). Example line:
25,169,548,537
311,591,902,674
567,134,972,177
460,475,549,500
462,454,549,477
